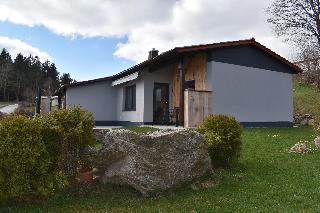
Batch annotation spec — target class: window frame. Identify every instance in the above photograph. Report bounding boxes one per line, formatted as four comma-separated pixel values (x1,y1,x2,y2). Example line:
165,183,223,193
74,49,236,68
123,84,136,111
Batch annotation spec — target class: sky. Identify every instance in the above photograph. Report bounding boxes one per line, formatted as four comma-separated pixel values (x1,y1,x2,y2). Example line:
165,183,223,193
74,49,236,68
0,0,295,81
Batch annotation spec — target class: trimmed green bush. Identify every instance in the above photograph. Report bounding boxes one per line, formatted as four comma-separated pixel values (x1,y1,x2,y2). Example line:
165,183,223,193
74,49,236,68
0,107,95,203
0,116,67,203
198,114,242,168
46,107,96,178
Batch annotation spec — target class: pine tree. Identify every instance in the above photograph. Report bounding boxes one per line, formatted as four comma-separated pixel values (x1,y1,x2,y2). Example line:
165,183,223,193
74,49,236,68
0,49,13,101
0,48,64,102
60,73,75,86
12,53,27,101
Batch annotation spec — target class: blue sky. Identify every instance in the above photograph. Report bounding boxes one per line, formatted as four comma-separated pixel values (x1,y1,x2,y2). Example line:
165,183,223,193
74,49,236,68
0,0,294,82
0,21,134,81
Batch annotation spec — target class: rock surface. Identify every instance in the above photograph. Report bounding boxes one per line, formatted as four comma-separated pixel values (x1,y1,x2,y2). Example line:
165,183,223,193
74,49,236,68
294,114,315,126
289,142,310,154
87,129,211,195
314,137,320,149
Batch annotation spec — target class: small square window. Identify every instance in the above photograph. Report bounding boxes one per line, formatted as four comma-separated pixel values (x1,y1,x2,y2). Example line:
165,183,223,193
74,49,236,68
184,80,195,90
124,85,136,111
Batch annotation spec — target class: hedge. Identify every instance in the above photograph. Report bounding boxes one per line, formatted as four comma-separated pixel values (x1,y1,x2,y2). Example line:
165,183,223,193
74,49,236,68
0,107,95,203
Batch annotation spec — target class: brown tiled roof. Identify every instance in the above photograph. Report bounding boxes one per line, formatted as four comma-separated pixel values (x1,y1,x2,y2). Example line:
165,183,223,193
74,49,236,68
67,38,302,88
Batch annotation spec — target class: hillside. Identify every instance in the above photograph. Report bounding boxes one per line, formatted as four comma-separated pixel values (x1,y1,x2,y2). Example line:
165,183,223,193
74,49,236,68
293,79,320,115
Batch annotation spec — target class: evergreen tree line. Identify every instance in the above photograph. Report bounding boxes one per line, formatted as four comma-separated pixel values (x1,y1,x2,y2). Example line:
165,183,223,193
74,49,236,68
0,48,75,102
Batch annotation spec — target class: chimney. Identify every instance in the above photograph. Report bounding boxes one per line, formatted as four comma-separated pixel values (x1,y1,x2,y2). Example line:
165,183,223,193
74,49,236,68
148,48,159,59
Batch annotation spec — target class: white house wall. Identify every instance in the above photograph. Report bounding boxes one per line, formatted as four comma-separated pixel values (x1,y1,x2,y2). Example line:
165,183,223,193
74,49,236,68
66,81,117,121
206,61,293,123
115,77,145,122
115,67,173,123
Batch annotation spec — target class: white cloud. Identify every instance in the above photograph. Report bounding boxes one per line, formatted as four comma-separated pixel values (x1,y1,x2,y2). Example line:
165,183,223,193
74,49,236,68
0,0,294,62
0,36,52,61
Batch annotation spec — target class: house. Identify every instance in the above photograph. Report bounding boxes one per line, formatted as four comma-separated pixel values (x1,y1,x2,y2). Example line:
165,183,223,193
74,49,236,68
61,38,302,127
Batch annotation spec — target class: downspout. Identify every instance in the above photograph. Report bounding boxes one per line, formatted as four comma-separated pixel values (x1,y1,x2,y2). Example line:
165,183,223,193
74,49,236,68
178,57,185,127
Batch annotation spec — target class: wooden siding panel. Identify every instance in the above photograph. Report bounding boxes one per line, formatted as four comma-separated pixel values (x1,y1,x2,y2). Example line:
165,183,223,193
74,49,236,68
172,63,180,108
184,90,212,127
172,53,208,108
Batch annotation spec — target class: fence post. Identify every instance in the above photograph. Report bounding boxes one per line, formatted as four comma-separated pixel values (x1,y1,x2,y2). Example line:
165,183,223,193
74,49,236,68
35,87,42,114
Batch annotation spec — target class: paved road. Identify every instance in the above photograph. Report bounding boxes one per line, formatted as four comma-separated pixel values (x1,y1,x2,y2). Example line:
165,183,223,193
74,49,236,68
0,104,18,114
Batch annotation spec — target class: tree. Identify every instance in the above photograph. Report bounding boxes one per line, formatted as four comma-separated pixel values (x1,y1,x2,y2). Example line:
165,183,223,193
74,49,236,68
60,73,75,86
0,48,65,102
42,61,59,95
267,0,320,47
295,47,320,89
0,49,13,101
11,53,27,101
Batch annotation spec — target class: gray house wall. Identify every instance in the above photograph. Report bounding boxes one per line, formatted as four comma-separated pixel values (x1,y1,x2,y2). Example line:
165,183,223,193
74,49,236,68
206,61,293,126
66,81,117,122
206,45,294,127
208,45,293,74
143,66,173,123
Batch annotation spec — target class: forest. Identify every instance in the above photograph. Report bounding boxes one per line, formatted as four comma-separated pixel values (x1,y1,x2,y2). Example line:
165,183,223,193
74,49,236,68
0,48,74,102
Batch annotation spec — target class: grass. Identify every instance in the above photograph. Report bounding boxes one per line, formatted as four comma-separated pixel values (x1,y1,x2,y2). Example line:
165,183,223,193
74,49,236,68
293,79,320,115
5,127,320,212
119,126,160,133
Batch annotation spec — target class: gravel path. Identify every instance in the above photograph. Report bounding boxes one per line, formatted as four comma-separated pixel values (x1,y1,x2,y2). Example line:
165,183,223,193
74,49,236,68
0,104,18,114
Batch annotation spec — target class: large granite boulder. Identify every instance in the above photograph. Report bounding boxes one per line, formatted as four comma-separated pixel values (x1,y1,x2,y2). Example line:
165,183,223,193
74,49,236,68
87,129,211,195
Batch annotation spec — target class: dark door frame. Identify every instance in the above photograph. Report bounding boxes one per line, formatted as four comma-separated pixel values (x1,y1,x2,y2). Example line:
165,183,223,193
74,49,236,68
153,82,170,124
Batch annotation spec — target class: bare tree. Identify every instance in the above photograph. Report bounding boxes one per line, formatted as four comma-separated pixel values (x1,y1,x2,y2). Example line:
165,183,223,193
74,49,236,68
295,47,320,89
267,0,320,47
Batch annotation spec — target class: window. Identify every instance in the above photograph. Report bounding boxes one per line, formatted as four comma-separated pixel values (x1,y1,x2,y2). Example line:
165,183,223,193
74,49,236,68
124,84,136,111
184,80,195,90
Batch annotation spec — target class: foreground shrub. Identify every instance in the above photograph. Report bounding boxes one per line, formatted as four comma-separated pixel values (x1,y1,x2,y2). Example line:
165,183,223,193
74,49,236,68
46,107,96,178
0,111,5,119
0,116,67,203
198,114,242,168
0,107,95,203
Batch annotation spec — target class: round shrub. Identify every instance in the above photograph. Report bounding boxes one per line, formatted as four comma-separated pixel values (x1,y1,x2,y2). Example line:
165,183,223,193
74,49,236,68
198,114,242,168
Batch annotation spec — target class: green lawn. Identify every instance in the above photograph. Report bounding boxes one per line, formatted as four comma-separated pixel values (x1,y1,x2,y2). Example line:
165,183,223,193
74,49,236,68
6,127,320,212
